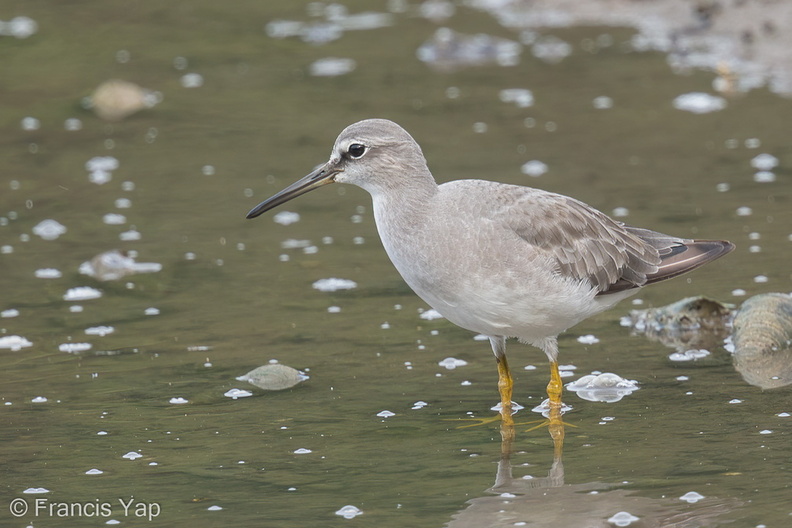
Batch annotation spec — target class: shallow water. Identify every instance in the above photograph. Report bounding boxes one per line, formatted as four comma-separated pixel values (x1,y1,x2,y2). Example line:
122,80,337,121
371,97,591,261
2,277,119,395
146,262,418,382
1,1,790,527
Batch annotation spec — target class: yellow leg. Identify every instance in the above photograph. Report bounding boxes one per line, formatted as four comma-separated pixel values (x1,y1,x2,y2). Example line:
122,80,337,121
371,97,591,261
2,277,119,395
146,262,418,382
496,355,514,426
547,360,563,405
546,360,565,455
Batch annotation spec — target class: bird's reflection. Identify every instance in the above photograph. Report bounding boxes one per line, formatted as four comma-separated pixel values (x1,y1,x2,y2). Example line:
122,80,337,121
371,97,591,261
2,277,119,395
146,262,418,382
447,405,739,528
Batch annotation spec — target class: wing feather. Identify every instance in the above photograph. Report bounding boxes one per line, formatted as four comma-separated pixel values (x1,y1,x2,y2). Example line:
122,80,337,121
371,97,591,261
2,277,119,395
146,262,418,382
463,181,734,295
495,190,660,293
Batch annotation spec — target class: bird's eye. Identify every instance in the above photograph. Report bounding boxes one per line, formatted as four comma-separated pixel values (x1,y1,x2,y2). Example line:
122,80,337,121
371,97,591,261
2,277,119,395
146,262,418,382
347,143,367,159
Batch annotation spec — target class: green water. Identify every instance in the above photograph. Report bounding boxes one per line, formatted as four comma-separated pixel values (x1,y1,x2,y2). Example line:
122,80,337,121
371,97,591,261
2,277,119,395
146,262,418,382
1,1,790,527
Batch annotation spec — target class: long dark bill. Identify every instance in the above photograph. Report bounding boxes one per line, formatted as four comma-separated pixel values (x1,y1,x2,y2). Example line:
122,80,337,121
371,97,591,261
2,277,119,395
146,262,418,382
246,163,339,219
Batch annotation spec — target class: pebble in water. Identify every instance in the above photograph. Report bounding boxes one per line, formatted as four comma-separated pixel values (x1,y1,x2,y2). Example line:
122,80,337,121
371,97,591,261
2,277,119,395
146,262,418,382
669,349,710,362
0,16,38,39
85,326,114,337
566,372,640,403
59,343,92,353
0,335,33,351
22,487,50,494
499,88,534,108
607,511,640,527
672,92,726,113
750,153,778,170
119,229,141,241
32,219,67,240
236,364,309,391
224,388,253,399
86,156,119,185
312,278,357,292
89,79,161,121
64,118,82,131
438,357,468,369
273,211,300,225
419,308,444,320
63,286,102,301
576,334,600,345
180,73,203,88
309,58,356,77
281,238,312,249
593,96,613,109
33,268,63,279
79,250,162,281
753,171,776,183
612,207,629,218
520,160,548,177
21,117,40,130
335,505,363,519
679,491,705,504
103,213,126,225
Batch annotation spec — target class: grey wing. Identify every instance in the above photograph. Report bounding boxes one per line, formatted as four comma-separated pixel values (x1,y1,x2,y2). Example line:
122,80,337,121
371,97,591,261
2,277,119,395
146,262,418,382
498,189,734,294
504,192,662,293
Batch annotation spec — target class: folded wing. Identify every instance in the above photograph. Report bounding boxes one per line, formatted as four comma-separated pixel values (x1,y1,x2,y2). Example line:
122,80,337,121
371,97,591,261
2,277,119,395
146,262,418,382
498,189,733,295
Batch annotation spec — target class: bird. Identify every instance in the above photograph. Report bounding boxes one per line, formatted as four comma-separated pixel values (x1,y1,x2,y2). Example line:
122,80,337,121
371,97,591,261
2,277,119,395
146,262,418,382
246,118,734,421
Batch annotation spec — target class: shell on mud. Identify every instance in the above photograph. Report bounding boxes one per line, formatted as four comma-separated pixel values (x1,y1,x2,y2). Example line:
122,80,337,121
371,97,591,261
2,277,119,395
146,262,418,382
731,293,792,389
236,364,309,391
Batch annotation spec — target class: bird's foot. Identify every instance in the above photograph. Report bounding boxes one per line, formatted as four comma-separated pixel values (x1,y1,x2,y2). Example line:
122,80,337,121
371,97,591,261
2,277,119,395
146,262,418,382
523,416,577,433
452,401,523,428
453,414,504,429
524,398,576,433
453,414,551,429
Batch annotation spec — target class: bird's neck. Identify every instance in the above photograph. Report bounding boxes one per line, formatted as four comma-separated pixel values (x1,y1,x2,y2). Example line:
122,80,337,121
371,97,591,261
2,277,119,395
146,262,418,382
375,167,437,216
369,169,436,247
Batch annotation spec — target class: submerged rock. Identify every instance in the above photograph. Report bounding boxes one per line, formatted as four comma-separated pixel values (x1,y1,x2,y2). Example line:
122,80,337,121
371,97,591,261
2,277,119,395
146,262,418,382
79,250,162,281
626,296,733,354
628,296,734,332
88,79,161,121
731,293,792,389
236,364,308,391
